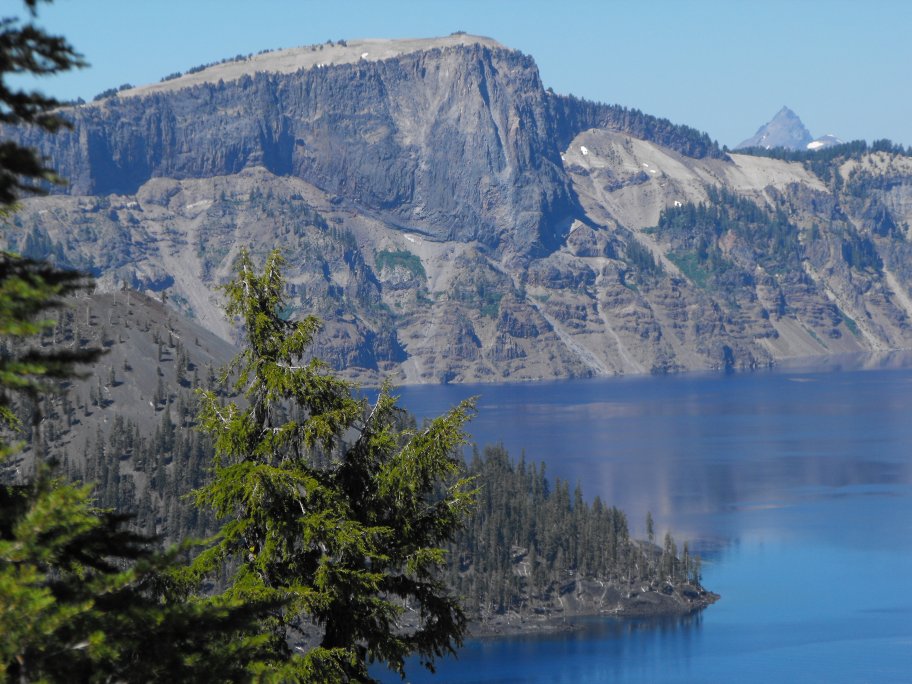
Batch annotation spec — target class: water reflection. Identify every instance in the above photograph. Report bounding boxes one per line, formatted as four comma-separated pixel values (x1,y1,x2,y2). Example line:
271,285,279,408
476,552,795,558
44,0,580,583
396,364,912,549
399,614,706,684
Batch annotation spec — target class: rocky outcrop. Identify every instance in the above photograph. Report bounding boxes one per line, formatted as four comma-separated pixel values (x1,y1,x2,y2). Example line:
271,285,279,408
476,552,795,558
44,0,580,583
20,40,579,255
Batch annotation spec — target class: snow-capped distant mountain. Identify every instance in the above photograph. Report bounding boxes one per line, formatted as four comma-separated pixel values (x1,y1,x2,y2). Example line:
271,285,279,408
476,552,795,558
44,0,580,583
736,106,813,151
737,107,844,153
807,134,843,151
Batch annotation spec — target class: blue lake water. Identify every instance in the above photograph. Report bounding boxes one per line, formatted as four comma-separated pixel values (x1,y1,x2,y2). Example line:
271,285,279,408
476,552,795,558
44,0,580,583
378,358,912,682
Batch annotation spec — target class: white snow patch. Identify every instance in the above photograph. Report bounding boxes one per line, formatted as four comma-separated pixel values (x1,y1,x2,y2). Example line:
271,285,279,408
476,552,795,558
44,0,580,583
580,145,589,156
674,200,682,207
806,140,825,151
184,200,212,212
361,52,369,59
649,169,657,174
642,163,649,167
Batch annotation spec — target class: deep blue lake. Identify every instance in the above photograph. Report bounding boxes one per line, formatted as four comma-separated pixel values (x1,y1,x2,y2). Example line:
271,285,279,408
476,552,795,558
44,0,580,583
378,356,912,683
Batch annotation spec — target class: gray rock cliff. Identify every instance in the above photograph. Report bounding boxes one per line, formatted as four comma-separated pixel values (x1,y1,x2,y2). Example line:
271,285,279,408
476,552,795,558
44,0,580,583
7,37,912,384
22,41,578,255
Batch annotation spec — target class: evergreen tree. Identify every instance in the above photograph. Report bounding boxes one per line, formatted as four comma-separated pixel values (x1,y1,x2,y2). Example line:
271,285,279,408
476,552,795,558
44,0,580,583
0,471,275,682
0,3,276,680
0,0,87,205
193,249,477,682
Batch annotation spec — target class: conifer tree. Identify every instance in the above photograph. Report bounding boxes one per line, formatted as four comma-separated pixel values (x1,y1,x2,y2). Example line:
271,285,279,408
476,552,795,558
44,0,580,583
0,3,277,680
0,0,86,205
193,249,477,682
0,471,277,682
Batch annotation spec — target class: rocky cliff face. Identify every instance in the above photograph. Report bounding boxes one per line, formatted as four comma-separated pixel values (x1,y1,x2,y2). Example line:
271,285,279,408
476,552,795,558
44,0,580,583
6,36,912,384
22,38,577,255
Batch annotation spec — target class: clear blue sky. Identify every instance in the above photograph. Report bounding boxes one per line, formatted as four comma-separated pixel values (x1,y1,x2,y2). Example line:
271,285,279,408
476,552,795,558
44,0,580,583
14,0,912,148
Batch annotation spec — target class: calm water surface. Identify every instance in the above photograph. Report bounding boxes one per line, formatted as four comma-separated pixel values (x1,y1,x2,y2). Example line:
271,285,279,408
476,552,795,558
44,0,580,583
378,359,912,683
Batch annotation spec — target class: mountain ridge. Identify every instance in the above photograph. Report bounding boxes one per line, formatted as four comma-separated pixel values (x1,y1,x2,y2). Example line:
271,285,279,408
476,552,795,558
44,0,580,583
7,37,912,384
116,34,507,100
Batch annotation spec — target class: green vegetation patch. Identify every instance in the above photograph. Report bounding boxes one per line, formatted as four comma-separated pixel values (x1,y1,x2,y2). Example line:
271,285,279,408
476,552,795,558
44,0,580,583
654,187,801,275
838,309,861,337
667,250,712,289
375,249,426,279
479,290,504,318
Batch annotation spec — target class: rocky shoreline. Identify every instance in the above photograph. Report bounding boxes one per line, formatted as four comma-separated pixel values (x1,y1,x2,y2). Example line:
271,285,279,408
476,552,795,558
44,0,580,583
466,578,720,638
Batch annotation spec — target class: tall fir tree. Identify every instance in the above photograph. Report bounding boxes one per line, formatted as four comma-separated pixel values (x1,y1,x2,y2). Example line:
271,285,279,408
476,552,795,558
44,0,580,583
193,249,477,682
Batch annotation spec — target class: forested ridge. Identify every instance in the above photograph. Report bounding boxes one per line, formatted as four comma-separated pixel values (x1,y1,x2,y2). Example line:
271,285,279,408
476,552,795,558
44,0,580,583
550,92,726,160
734,138,912,186
14,290,714,632
448,447,711,625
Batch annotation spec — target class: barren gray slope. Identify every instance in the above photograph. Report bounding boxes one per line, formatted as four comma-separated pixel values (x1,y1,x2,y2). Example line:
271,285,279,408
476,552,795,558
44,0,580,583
121,34,505,98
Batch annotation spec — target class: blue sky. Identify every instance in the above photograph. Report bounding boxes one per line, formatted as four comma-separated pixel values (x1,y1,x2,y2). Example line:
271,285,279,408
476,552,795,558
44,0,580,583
15,0,912,148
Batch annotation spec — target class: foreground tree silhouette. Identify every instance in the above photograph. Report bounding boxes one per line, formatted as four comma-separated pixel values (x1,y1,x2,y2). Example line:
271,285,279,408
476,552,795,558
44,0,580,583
194,249,476,681
1,3,277,680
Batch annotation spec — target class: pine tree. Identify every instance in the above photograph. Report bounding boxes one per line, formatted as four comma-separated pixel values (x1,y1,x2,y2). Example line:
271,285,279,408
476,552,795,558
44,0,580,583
193,249,477,681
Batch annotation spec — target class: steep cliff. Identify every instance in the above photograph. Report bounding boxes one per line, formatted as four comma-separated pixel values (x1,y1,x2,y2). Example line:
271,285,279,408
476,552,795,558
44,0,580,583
21,37,578,256
6,35,912,384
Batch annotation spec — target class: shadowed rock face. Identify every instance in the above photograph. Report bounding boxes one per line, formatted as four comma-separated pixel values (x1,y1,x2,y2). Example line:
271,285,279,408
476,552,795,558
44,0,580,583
21,43,579,255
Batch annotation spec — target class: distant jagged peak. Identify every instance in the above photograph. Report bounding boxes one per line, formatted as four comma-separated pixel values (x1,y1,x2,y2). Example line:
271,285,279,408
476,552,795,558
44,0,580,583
114,33,506,100
736,106,813,151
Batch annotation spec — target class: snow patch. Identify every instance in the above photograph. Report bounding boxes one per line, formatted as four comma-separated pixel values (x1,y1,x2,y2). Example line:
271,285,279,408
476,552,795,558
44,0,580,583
361,52,369,59
184,200,212,212
580,145,589,156
806,140,826,151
